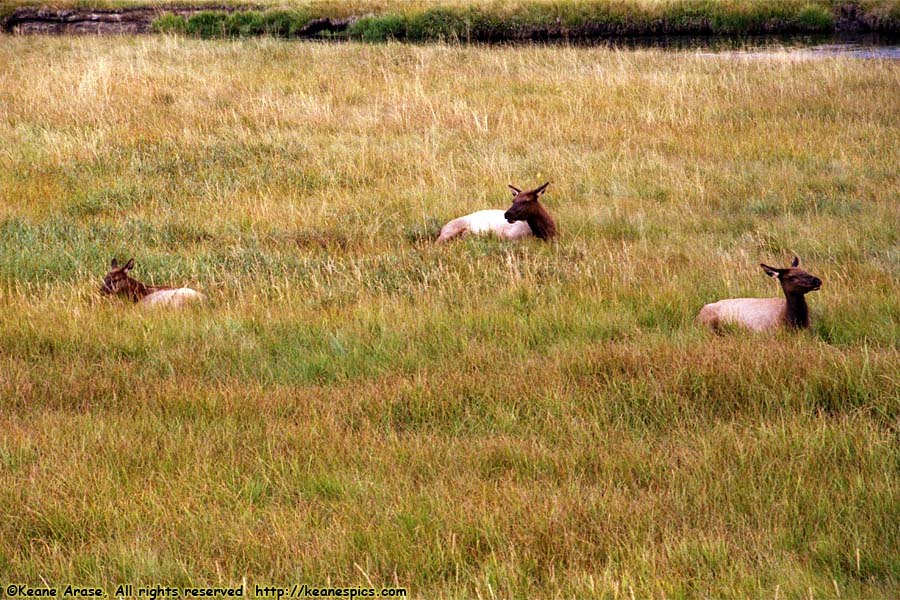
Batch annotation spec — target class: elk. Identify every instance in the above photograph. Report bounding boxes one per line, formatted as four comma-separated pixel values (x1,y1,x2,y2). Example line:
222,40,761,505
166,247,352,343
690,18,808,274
101,258,204,308
437,182,557,242
697,256,822,332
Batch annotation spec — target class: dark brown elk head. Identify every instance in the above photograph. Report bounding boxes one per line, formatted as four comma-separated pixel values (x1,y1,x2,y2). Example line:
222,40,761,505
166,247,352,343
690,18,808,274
101,257,157,303
503,182,556,240
760,256,822,296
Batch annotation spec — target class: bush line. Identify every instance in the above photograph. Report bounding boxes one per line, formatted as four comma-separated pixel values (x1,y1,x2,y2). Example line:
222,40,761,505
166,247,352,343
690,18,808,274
150,1,900,40
153,9,312,37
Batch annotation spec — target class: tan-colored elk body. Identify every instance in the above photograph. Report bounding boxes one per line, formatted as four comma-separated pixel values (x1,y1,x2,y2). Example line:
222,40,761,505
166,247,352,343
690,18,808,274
698,257,822,332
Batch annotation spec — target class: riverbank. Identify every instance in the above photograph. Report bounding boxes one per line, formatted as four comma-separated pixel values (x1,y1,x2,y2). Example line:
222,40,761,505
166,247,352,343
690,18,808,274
3,0,900,39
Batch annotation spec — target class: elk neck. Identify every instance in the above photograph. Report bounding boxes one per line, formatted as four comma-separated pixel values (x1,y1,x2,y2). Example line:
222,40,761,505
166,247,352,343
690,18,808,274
526,203,557,240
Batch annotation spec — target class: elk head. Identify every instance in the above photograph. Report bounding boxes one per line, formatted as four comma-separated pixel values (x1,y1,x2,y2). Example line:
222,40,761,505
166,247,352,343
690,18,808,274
760,256,822,296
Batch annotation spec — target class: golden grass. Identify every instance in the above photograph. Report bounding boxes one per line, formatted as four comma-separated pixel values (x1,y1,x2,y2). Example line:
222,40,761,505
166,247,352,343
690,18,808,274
1,36,900,597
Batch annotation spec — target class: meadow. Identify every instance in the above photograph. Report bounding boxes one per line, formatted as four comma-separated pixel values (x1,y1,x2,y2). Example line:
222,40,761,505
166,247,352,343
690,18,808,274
1,35,900,598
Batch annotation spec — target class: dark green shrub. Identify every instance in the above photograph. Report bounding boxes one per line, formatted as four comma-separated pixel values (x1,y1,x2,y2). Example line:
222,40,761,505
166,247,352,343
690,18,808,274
186,11,227,38
710,0,820,34
557,2,629,29
152,13,187,35
407,7,469,41
349,14,407,42
509,2,559,28
710,7,758,34
224,11,266,37
714,10,766,33
796,4,834,30
464,9,506,40
659,0,712,31
263,10,309,36
432,6,510,41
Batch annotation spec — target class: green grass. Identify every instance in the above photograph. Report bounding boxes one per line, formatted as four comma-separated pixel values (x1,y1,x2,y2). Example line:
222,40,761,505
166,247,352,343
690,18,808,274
6,0,900,37
149,1,898,39
1,36,900,598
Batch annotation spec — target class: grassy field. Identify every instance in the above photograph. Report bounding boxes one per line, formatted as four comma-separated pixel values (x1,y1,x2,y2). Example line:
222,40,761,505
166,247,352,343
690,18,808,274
2,36,900,598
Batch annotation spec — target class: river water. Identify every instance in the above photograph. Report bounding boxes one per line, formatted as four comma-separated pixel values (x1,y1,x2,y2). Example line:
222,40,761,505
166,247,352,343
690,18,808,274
707,42,900,59
588,34,900,59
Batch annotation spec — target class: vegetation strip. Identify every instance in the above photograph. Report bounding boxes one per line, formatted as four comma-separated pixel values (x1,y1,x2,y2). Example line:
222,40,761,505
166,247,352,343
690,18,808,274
4,1,900,38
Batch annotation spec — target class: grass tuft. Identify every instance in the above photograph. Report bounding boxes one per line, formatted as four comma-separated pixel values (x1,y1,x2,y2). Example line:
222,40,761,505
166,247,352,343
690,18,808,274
151,12,186,34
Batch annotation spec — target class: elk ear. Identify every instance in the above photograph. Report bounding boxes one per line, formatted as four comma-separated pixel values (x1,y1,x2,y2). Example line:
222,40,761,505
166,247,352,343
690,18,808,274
508,184,521,196
791,256,800,268
760,264,781,279
110,258,118,269
535,181,550,196
124,258,135,271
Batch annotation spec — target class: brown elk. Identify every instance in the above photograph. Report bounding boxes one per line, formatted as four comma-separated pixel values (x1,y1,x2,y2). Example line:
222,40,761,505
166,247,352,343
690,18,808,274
697,256,822,332
101,258,203,308
437,182,557,242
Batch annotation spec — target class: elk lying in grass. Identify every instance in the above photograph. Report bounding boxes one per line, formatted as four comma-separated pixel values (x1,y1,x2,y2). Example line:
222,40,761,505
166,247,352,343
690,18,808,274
697,256,822,332
437,182,557,242
101,258,203,308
